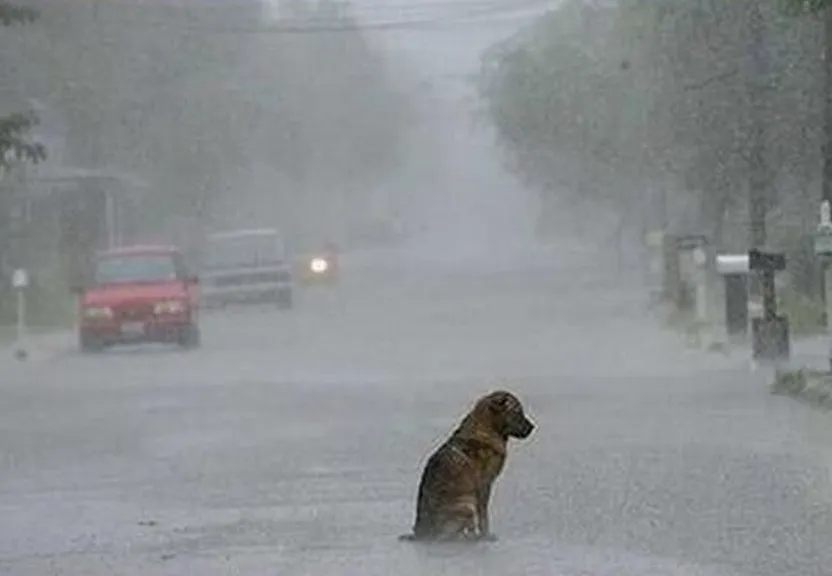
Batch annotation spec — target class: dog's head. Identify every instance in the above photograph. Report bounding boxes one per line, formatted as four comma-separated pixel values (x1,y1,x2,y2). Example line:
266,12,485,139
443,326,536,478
478,390,535,440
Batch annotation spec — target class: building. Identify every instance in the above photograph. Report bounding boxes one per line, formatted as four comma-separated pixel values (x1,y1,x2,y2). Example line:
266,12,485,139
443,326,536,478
2,100,146,288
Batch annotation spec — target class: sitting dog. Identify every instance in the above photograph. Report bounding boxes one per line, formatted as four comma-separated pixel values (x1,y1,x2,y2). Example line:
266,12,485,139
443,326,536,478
399,390,535,542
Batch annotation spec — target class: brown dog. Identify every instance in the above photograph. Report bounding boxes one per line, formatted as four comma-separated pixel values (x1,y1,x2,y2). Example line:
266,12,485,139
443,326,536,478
399,390,535,542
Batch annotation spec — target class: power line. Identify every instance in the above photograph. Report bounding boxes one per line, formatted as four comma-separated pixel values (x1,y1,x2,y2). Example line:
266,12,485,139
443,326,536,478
51,0,551,34
272,0,547,18
63,0,547,20
71,0,542,13
225,10,547,34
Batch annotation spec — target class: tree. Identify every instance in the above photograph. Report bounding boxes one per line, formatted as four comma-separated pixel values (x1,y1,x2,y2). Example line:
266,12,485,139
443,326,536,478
479,0,824,250
479,1,663,238
0,1,44,165
783,0,831,12
232,0,409,240
0,0,408,246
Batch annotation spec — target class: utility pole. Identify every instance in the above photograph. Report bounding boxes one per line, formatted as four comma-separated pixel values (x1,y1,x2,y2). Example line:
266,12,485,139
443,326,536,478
819,6,832,327
745,3,791,367
746,1,768,320
747,1,767,252
823,6,832,209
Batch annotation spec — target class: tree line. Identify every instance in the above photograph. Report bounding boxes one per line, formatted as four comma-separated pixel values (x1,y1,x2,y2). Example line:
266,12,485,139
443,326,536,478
0,0,408,245
478,0,828,260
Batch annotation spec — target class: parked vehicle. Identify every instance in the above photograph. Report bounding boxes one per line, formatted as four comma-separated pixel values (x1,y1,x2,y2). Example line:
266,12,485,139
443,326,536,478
74,244,201,352
200,228,293,309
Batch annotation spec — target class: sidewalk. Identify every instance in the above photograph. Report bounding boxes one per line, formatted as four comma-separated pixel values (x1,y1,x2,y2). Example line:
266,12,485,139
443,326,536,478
0,328,74,366
688,331,832,373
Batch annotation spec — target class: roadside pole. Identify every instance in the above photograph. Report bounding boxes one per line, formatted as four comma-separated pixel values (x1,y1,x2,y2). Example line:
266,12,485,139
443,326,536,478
813,200,832,369
12,268,28,360
748,250,789,375
745,1,769,341
821,5,832,326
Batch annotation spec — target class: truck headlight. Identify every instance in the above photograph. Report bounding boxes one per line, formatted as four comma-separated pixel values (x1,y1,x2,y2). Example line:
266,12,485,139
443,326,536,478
154,300,187,315
310,258,329,273
83,306,113,319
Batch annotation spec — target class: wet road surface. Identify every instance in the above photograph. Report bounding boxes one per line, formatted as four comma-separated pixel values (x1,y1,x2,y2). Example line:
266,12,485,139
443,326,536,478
1,247,831,575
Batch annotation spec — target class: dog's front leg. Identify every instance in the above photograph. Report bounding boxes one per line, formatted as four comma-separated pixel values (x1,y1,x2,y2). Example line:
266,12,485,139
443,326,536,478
463,504,481,540
475,484,497,541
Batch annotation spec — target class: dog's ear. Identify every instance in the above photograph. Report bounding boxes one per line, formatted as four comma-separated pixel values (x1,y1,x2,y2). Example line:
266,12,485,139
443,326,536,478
487,392,511,413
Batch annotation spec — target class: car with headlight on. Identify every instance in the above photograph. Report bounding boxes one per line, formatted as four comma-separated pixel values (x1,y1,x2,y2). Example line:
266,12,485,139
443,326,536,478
74,244,201,352
200,228,293,309
297,242,339,284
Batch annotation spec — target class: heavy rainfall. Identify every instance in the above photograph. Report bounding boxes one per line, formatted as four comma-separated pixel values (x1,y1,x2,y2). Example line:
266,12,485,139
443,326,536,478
0,0,831,574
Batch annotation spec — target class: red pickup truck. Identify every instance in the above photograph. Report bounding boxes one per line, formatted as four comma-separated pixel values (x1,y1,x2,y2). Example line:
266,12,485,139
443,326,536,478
74,244,201,352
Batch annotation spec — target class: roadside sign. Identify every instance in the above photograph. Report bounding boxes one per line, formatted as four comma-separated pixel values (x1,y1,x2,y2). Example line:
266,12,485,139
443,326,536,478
11,268,28,289
11,267,28,360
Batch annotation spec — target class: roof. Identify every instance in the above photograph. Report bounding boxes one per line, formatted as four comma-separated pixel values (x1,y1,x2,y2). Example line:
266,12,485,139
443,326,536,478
97,244,180,257
24,165,148,200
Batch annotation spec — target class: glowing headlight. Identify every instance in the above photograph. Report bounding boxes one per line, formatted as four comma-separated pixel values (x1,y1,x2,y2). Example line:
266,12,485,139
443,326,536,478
83,306,113,319
154,300,187,315
310,258,329,273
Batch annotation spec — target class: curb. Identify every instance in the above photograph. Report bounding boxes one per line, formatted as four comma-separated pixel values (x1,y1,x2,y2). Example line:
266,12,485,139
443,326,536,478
771,368,832,411
0,329,74,365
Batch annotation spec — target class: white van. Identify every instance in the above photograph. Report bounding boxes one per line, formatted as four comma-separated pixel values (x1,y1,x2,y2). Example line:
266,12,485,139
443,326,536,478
200,228,293,309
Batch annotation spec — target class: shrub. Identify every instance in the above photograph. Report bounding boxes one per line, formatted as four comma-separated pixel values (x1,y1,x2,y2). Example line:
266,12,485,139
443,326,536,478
778,289,825,337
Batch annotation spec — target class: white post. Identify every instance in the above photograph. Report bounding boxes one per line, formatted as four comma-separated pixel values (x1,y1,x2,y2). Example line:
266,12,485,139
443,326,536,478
11,268,28,360
825,267,832,336
819,201,832,332
694,247,708,323
691,246,708,347
105,190,116,249
709,265,728,348
16,288,25,340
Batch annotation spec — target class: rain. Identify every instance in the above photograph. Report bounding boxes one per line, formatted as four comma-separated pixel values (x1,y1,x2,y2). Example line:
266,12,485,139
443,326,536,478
1,0,831,574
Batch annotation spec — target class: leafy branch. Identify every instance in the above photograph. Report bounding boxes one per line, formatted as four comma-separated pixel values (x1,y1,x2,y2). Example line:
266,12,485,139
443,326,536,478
0,2,45,167
0,0,37,25
0,112,46,166
780,0,831,15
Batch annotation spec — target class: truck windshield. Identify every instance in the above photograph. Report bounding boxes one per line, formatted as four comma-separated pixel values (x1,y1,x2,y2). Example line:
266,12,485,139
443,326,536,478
204,234,284,269
94,254,178,285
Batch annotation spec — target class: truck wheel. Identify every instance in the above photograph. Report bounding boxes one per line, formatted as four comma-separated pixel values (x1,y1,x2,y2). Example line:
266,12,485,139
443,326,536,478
277,289,293,309
79,333,104,353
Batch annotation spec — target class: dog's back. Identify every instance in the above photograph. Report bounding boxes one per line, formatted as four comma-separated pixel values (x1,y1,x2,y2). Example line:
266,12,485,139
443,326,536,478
408,437,479,540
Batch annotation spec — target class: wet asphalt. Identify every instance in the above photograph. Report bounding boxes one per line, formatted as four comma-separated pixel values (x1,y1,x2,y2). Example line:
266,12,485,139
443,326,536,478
1,246,831,575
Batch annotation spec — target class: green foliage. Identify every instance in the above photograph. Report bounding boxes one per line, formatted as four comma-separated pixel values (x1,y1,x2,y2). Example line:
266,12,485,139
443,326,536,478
478,0,824,245
0,2,44,166
771,368,808,396
479,0,686,223
772,368,832,410
0,0,407,237
779,288,826,336
0,111,45,165
0,0,36,25
780,0,830,14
